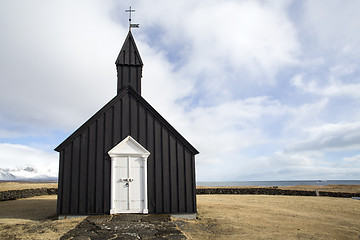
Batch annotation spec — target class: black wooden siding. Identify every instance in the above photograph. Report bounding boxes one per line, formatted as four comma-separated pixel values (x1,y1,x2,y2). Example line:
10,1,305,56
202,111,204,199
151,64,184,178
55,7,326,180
116,65,142,95
56,87,198,215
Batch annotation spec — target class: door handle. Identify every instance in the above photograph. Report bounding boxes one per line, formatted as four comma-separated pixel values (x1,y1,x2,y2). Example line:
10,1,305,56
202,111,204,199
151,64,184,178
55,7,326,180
121,178,134,182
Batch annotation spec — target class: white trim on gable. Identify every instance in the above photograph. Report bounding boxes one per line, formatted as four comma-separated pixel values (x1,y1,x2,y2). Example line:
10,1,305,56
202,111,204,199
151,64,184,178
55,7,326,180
108,135,150,158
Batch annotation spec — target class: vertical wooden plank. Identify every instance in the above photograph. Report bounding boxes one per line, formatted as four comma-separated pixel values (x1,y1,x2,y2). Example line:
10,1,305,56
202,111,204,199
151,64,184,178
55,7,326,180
120,66,124,90
130,96,138,139
184,150,193,213
79,130,89,214
111,106,114,147
95,115,104,213
71,137,80,214
154,120,163,213
130,67,138,92
138,105,146,147
177,142,186,213
87,122,97,213
103,108,113,213
62,144,72,214
104,108,113,152
122,95,130,138
162,127,170,213
169,135,178,213
191,155,197,213
123,65,129,86
117,66,124,93
136,67,141,94
113,100,121,145
57,150,64,215
127,63,131,86
146,112,155,213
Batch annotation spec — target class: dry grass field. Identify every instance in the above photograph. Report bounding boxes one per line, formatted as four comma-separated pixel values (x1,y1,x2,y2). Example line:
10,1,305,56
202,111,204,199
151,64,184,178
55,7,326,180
180,195,360,240
0,181,57,191
0,195,84,240
1,182,360,239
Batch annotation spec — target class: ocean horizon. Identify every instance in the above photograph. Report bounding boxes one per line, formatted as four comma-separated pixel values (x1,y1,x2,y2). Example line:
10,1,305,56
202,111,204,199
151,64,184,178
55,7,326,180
197,180,360,187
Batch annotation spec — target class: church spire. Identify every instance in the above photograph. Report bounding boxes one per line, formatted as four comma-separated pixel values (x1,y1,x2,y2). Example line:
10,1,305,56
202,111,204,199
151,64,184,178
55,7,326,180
115,31,143,95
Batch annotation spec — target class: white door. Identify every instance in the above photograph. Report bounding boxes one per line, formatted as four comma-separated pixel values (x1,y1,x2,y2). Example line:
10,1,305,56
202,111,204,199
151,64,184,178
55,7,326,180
108,136,149,214
113,156,144,212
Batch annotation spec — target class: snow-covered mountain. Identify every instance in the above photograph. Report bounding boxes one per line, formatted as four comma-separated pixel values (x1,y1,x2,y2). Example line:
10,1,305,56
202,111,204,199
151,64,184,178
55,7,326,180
0,166,57,181
0,143,59,181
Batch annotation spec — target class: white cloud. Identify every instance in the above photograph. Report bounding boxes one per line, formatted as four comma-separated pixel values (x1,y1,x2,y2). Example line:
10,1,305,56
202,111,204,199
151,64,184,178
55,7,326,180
0,0,126,134
343,155,360,163
243,150,360,181
182,96,290,181
303,0,360,55
0,0,300,138
0,0,360,181
285,97,329,134
0,128,25,139
140,44,194,123
184,0,299,78
287,122,360,152
291,74,360,99
136,0,300,101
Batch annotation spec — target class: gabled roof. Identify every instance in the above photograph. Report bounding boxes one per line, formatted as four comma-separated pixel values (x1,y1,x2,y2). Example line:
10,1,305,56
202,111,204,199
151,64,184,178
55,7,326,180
55,87,199,155
115,31,143,66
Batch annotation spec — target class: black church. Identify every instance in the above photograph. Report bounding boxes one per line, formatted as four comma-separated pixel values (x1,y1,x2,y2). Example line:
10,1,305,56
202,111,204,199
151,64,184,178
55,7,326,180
55,31,199,216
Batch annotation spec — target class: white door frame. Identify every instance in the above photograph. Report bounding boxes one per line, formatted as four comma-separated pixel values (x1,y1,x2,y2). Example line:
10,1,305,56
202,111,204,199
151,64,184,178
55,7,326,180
108,136,150,214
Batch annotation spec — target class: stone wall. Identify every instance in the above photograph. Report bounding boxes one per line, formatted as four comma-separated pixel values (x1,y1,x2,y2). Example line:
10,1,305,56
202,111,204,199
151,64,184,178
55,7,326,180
1,187,359,201
196,188,360,198
0,188,57,201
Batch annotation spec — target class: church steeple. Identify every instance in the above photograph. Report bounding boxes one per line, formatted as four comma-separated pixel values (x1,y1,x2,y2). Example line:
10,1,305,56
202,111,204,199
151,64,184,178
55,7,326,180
115,31,143,95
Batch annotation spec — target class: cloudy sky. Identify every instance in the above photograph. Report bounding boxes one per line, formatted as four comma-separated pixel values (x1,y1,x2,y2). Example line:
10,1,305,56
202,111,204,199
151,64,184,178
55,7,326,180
1,0,360,181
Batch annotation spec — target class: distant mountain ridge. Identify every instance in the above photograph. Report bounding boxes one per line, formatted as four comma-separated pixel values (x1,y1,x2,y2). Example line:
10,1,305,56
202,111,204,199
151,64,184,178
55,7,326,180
0,167,57,181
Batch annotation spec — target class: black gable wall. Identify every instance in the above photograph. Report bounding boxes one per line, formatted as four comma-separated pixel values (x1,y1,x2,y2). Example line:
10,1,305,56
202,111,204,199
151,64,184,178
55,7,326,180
56,88,198,215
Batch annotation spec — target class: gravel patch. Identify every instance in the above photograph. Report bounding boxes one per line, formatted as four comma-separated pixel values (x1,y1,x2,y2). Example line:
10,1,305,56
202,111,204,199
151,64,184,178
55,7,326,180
61,214,187,239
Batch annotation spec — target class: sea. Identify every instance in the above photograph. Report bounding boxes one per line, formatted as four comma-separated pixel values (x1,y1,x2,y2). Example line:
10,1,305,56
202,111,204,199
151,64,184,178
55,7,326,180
196,180,360,187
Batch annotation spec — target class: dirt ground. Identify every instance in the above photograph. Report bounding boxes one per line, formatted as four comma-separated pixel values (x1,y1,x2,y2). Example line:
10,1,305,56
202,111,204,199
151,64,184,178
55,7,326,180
179,195,360,240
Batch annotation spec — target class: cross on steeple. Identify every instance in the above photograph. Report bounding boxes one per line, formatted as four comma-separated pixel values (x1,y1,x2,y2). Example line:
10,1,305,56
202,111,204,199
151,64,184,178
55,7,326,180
125,7,139,31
